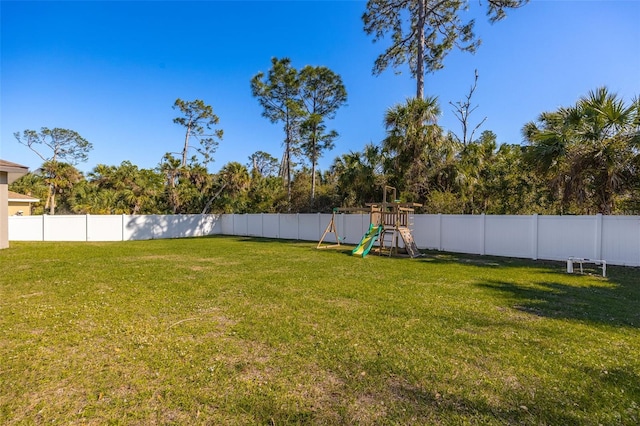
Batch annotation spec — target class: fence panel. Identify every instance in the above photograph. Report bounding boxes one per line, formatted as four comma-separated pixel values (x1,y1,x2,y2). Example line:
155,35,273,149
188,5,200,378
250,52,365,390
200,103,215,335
196,214,219,237
441,215,483,255
262,214,279,238
208,215,223,235
44,215,87,241
246,214,263,237
299,214,321,242
88,215,123,241
412,214,440,249
485,215,533,259
602,216,640,266
153,215,173,238
537,216,598,261
342,214,368,245
8,216,43,241
231,214,248,236
278,214,298,240
123,215,153,240
167,215,217,239
219,214,234,235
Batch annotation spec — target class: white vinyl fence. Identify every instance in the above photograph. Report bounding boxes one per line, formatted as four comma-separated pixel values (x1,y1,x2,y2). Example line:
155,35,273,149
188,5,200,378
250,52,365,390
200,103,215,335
9,214,221,242
8,213,640,267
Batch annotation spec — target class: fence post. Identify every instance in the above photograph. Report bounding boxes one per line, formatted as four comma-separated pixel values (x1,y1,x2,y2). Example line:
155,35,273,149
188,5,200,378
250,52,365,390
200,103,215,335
595,213,603,260
531,213,538,260
43,214,49,241
480,213,486,255
438,213,443,251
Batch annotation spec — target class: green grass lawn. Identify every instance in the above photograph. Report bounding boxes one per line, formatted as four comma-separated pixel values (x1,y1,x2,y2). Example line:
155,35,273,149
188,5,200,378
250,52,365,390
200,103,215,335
1,237,638,425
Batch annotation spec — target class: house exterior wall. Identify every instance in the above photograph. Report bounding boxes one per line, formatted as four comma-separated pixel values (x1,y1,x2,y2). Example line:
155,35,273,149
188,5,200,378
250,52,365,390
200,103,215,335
1,160,30,248
0,172,8,249
8,201,33,216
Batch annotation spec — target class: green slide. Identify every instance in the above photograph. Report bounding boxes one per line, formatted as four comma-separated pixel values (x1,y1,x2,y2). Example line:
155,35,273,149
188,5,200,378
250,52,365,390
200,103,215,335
352,224,382,258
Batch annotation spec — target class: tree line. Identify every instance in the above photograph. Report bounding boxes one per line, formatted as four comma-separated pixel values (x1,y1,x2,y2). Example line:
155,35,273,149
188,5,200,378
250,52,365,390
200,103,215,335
11,86,640,216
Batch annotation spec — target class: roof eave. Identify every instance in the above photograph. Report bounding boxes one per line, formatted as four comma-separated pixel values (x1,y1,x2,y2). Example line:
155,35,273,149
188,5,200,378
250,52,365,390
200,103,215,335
0,160,30,184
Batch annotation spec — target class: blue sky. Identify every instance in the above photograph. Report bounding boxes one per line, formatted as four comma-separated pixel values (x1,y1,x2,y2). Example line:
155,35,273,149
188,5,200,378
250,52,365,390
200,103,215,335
2,0,639,175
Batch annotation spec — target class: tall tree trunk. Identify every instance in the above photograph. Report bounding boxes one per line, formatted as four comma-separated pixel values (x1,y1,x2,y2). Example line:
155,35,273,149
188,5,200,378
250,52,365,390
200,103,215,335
46,183,56,215
311,160,316,205
310,130,318,205
416,0,427,99
284,140,291,206
181,120,192,167
45,185,56,214
284,118,293,208
279,143,292,208
601,171,613,215
201,183,227,214
167,171,178,214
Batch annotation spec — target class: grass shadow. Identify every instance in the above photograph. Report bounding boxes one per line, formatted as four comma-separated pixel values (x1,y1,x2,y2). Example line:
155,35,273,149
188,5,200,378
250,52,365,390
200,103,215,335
391,381,586,425
477,278,639,328
407,250,640,328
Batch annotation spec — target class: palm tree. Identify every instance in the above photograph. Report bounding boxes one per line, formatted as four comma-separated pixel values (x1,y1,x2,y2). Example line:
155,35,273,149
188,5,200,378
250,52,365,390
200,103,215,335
524,87,640,214
215,162,251,213
159,154,184,214
382,96,444,201
40,161,83,214
82,162,163,214
578,88,640,213
457,130,497,213
331,144,385,206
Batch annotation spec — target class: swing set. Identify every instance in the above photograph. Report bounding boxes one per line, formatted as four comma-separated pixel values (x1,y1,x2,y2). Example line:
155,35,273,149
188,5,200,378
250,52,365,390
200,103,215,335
317,186,422,258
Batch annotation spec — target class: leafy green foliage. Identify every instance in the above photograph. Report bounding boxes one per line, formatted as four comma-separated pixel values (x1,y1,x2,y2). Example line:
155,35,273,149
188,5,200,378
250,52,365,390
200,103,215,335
251,58,304,203
172,99,223,167
248,151,279,178
523,87,640,214
14,127,93,165
251,58,347,208
299,65,347,203
331,144,386,207
383,96,444,199
13,127,92,214
68,161,163,214
10,88,637,215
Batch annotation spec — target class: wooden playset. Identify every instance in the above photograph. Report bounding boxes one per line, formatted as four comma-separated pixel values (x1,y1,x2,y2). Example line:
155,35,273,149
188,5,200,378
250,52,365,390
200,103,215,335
317,186,422,258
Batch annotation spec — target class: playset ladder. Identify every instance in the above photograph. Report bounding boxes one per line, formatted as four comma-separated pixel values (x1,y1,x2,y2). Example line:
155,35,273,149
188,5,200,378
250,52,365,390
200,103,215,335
379,228,397,256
